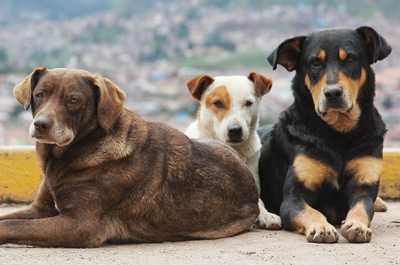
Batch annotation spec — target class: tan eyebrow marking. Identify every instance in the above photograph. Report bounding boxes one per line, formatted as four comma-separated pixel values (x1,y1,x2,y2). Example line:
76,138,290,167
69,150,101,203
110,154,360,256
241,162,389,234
317,49,326,62
339,48,348,61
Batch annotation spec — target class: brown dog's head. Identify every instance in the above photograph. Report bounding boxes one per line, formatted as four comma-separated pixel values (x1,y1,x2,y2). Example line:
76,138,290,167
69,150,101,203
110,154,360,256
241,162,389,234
14,68,126,146
268,26,391,132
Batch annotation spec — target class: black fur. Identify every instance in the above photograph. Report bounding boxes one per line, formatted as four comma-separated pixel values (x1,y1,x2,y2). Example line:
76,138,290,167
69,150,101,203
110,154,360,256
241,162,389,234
259,27,390,233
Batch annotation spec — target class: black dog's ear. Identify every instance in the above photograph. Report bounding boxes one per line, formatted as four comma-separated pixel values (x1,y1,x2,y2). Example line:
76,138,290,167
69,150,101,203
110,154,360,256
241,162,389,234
186,75,214,101
13,67,47,110
356,26,392,64
267,36,306,72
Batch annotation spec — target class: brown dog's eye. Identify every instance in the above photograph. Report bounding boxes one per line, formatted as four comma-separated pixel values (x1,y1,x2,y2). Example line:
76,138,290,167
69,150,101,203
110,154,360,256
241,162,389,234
244,100,253,107
213,100,225,109
68,96,80,105
35,92,45,99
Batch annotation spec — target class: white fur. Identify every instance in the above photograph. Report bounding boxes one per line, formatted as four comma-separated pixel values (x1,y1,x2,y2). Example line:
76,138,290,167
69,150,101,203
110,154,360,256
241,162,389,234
185,75,281,230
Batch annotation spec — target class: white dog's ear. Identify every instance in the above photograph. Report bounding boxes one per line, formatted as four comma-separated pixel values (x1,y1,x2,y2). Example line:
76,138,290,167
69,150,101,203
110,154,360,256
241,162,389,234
248,72,272,97
186,75,214,101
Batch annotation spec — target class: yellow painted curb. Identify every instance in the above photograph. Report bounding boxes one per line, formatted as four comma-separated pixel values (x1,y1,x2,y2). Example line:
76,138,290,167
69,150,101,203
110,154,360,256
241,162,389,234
381,149,400,199
0,146,41,202
0,146,399,202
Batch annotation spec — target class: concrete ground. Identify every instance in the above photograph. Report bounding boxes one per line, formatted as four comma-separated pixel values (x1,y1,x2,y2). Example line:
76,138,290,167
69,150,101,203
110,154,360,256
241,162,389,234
0,203,398,265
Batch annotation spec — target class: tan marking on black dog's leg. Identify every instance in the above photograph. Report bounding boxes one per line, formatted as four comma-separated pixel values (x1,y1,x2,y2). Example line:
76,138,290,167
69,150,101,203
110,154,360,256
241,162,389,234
374,197,388,212
345,156,382,185
293,155,337,191
341,201,372,243
0,215,105,247
0,180,57,221
293,204,338,243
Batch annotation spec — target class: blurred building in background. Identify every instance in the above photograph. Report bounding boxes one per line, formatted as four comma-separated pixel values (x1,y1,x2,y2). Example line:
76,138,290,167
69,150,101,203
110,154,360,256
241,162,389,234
0,0,399,146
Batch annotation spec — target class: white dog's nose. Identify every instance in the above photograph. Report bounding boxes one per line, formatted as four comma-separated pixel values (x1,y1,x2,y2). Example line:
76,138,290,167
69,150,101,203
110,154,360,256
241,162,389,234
228,124,243,142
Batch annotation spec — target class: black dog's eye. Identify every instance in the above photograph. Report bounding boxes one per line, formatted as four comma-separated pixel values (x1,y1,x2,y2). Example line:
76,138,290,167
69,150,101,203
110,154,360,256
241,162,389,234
310,57,323,69
213,100,225,109
344,54,357,64
244,100,253,107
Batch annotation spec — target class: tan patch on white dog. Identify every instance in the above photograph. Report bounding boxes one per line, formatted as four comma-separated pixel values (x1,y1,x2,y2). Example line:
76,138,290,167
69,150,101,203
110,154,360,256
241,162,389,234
205,85,231,121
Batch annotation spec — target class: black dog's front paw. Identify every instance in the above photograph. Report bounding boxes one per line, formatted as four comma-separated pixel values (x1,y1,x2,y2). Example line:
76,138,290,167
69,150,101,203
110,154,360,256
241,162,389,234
305,222,338,243
341,221,372,243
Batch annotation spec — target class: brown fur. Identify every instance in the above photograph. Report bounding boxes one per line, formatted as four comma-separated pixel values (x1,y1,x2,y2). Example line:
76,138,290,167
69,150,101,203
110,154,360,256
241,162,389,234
305,68,366,133
247,72,272,97
318,49,326,62
187,75,214,101
305,74,326,114
0,68,259,248
293,154,338,191
345,156,382,185
339,48,348,61
293,203,338,243
205,85,232,121
341,201,372,243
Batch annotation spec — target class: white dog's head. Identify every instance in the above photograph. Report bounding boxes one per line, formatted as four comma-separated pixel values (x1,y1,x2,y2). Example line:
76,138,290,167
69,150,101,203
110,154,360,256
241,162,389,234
187,72,272,145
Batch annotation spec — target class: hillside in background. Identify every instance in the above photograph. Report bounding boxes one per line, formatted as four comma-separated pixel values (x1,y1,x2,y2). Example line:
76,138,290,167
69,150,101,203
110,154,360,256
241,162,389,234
0,0,399,146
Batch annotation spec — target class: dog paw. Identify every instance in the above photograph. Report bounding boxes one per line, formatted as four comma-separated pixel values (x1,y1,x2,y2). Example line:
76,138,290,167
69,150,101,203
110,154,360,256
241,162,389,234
341,221,372,243
256,211,282,230
305,222,338,243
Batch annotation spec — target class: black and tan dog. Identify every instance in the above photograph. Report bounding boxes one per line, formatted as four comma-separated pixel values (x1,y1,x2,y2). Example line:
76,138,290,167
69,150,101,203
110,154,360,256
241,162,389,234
259,26,391,243
0,68,259,247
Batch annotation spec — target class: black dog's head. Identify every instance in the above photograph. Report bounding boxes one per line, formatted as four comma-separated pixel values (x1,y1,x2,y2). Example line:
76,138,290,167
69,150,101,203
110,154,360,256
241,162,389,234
268,26,391,132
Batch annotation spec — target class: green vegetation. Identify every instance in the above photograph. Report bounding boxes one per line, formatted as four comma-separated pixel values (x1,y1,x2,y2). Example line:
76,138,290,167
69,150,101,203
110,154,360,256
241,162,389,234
25,48,72,71
79,23,126,44
0,48,9,73
181,49,270,70
0,0,399,20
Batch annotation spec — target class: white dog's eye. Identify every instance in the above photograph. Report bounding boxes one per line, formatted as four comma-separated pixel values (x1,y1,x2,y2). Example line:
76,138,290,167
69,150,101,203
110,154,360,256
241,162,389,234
244,100,253,107
213,100,225,109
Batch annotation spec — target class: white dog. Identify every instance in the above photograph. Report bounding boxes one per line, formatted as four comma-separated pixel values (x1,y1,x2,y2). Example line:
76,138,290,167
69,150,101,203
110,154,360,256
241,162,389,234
185,72,281,230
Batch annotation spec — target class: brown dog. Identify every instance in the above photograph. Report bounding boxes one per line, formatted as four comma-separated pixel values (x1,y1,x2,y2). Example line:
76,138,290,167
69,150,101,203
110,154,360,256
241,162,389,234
0,68,259,247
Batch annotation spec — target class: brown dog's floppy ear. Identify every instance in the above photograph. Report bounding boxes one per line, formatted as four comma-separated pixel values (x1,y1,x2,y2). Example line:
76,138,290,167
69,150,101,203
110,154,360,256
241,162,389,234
13,67,47,110
267,36,306,72
356,26,392,64
93,75,126,130
186,75,214,100
248,72,272,97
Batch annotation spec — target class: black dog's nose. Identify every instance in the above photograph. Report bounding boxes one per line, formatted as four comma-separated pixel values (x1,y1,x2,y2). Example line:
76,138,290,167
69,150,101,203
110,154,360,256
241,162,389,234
33,116,51,132
228,124,243,142
324,87,343,99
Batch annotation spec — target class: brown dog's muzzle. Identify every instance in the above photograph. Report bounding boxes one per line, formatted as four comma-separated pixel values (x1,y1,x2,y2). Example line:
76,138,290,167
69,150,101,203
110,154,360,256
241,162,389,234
30,109,75,146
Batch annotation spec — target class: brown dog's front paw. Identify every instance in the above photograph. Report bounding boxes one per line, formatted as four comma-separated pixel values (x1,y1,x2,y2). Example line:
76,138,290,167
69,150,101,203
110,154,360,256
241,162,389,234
305,222,338,243
341,221,371,243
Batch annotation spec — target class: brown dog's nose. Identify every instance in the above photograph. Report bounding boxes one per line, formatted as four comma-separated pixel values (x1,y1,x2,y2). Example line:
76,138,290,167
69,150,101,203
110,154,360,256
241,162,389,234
34,116,51,132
